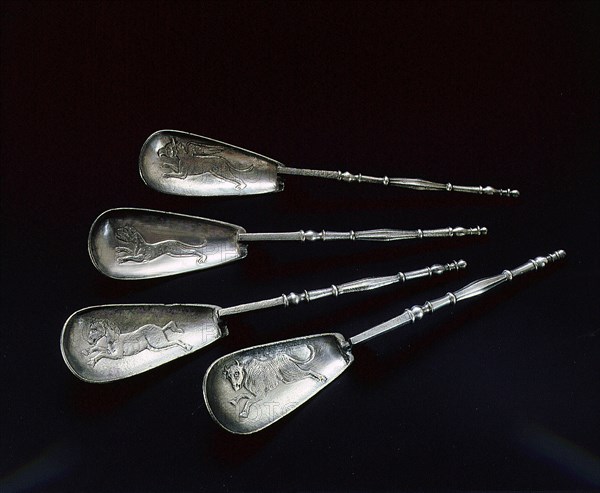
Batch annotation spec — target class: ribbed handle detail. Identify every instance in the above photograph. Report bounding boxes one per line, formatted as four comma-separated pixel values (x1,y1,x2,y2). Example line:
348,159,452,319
278,166,519,197
349,250,565,345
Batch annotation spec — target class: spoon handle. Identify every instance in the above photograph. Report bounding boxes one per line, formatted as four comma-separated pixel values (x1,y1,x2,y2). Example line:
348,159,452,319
217,260,466,317
349,249,566,346
278,166,519,198
238,226,487,242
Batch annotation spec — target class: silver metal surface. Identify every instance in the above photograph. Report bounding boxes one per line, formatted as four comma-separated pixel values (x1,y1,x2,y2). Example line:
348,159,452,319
89,208,246,279
89,208,484,280
278,167,520,197
349,249,566,345
62,260,465,382
203,250,565,434
238,226,487,242
203,334,353,434
139,130,283,196
218,259,465,316
61,304,224,383
140,130,519,198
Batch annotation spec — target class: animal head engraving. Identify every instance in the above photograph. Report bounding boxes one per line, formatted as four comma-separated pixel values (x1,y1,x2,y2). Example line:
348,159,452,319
223,360,244,391
86,318,120,346
115,225,144,245
157,137,180,159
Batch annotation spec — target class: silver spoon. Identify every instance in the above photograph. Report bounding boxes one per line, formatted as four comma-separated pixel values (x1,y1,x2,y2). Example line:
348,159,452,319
61,260,466,383
203,249,565,434
139,130,520,198
89,207,486,280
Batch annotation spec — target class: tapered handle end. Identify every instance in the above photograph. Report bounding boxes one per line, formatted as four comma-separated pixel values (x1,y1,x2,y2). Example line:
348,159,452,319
465,226,487,236
532,249,566,269
479,185,520,197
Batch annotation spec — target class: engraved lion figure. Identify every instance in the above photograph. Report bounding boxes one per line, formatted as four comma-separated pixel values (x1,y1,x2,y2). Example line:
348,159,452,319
82,318,192,367
157,136,255,190
114,224,207,264
223,344,327,418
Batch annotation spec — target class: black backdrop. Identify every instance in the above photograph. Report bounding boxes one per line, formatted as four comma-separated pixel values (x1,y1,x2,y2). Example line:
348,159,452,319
2,1,599,491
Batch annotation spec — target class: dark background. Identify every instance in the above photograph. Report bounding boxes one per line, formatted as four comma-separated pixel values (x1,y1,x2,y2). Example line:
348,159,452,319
2,1,599,491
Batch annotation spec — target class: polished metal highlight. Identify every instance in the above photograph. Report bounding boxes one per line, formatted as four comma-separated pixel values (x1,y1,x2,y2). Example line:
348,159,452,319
89,208,485,280
203,250,565,434
140,130,519,197
61,259,465,382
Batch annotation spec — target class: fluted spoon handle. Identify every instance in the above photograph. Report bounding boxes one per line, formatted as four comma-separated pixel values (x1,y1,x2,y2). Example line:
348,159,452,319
278,166,520,197
218,260,466,316
238,226,487,242
349,250,566,345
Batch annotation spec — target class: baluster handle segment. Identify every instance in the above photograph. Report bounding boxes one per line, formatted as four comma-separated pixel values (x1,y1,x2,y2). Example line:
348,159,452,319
349,250,565,346
217,260,467,317
278,166,520,198
238,226,487,242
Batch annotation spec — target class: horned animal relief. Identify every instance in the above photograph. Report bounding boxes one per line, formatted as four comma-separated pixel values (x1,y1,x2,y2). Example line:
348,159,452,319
223,344,327,419
82,319,192,367
157,137,254,190
114,225,207,264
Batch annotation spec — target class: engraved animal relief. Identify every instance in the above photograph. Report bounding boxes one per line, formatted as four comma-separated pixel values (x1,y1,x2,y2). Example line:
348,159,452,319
82,319,192,367
157,137,254,190
223,345,327,419
114,225,207,264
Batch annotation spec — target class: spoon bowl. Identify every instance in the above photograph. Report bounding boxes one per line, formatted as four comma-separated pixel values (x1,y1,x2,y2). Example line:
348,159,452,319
88,208,247,279
203,333,352,434
61,304,226,383
140,130,283,196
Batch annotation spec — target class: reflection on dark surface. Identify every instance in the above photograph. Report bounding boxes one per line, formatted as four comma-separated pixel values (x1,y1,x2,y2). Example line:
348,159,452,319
519,423,600,487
